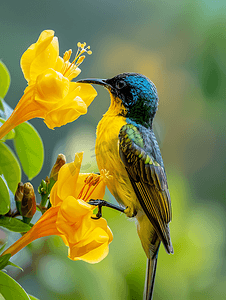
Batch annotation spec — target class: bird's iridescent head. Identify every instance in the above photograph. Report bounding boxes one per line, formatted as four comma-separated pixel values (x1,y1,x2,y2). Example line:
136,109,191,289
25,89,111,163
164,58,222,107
77,72,159,127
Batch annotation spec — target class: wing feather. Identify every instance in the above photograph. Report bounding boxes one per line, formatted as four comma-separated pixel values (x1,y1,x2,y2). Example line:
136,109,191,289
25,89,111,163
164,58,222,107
119,124,173,254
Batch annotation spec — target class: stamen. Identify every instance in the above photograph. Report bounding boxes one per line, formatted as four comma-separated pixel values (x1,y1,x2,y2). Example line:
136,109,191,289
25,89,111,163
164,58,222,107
77,174,97,199
77,174,102,202
85,174,101,186
84,174,94,184
63,63,76,78
63,49,72,62
77,55,85,66
83,174,100,200
62,42,92,78
84,179,102,202
82,186,92,201
91,177,100,185
77,183,88,200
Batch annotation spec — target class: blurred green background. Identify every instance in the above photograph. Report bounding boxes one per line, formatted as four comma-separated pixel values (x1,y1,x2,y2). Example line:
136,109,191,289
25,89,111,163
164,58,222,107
1,0,226,299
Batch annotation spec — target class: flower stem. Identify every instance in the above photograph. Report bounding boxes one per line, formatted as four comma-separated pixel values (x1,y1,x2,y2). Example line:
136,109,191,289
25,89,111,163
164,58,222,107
40,178,56,209
0,88,43,140
1,207,60,257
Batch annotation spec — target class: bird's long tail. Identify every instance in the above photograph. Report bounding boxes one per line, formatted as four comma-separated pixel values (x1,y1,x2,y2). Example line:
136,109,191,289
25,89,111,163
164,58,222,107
143,253,158,300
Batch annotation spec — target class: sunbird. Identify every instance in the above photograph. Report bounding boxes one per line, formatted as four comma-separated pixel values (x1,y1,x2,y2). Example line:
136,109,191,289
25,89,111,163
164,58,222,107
77,73,173,300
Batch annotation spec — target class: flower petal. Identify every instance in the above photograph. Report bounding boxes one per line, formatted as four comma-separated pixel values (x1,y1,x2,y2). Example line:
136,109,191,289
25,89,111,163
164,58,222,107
56,196,93,244
49,182,62,207
20,44,37,82
54,56,64,73
43,96,87,129
86,179,106,202
67,67,81,81
56,152,83,200
36,30,55,43
106,226,113,244
73,173,91,199
35,68,70,102
20,30,56,82
68,227,110,263
1,206,60,257
89,217,113,244
56,199,82,243
59,197,93,222
0,86,44,140
29,37,59,81
36,30,55,56
74,210,95,241
71,83,97,107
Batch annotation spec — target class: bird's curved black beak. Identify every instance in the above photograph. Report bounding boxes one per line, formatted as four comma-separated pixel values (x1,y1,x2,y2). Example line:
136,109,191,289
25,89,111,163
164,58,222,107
76,78,112,90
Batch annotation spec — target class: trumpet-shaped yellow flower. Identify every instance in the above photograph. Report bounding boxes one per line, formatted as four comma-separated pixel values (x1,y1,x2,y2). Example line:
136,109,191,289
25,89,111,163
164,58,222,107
0,30,97,139
2,153,113,264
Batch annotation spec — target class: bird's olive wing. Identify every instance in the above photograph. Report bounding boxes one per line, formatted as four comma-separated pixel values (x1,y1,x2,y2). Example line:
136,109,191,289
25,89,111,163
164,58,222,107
119,124,173,253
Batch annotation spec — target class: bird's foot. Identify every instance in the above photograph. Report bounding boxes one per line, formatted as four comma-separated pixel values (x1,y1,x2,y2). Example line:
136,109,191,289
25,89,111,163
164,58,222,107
88,199,125,219
124,206,137,218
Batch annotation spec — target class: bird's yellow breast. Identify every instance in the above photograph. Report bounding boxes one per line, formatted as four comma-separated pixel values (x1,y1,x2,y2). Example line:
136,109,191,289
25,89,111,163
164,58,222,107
95,95,156,258
95,101,140,213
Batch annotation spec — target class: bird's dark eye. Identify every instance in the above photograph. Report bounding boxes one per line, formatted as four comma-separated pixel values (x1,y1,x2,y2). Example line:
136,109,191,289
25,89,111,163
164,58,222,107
116,80,126,89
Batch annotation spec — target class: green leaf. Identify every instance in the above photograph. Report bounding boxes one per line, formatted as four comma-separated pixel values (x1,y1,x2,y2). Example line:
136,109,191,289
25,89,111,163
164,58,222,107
7,261,23,271
0,254,11,270
13,122,44,180
0,143,21,194
0,217,32,233
0,176,10,215
28,295,39,300
0,100,13,120
0,119,15,142
0,244,7,254
0,98,5,114
0,271,30,300
0,61,10,99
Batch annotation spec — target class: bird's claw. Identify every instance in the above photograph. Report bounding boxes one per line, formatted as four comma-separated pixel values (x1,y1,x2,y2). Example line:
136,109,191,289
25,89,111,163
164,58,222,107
124,206,137,218
88,199,105,219
88,199,125,220
91,211,102,219
88,199,105,206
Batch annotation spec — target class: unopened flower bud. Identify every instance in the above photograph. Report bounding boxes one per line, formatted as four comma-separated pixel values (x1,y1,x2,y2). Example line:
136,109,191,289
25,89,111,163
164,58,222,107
21,182,36,223
15,182,24,214
50,154,66,182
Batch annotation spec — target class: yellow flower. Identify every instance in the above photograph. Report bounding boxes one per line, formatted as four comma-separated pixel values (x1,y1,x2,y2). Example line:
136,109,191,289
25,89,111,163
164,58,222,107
2,153,113,264
0,30,97,139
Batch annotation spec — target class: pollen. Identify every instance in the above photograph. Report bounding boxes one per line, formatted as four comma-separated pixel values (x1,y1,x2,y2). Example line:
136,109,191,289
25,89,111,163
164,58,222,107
84,174,94,184
63,49,72,62
62,42,92,79
77,173,103,202
84,174,100,186
77,55,85,66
